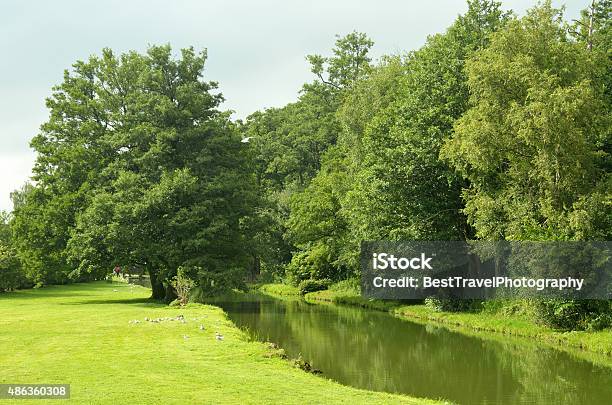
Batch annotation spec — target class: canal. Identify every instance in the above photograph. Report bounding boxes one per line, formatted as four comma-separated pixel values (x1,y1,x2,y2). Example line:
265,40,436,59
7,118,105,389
215,295,612,404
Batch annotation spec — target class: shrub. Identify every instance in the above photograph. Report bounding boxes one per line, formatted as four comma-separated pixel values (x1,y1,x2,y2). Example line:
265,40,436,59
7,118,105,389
424,297,481,312
189,265,248,299
535,299,611,331
0,244,27,292
587,312,612,331
286,244,342,286
298,279,330,296
329,278,361,295
286,252,312,286
171,267,196,306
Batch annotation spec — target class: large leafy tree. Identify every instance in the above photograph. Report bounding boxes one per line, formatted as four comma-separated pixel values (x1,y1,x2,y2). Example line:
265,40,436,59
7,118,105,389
243,32,374,280
343,0,509,244
440,2,611,328
441,2,611,241
285,57,407,282
282,0,510,284
12,45,254,298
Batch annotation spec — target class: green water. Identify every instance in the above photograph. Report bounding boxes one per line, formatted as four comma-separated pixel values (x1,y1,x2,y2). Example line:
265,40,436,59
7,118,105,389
216,296,612,405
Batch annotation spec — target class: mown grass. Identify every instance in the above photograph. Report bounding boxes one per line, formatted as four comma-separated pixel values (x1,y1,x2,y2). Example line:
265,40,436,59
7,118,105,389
295,283,612,364
0,282,438,405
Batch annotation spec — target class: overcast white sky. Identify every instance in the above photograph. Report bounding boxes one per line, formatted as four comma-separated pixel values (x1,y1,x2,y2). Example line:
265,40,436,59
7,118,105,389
0,0,586,211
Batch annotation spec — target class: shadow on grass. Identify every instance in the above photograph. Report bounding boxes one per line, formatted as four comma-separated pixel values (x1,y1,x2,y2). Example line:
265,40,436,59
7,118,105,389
59,297,162,307
3,281,134,294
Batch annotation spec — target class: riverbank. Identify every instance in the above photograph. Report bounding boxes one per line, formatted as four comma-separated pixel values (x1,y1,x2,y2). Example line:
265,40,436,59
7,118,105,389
257,283,612,365
0,282,437,405
258,283,300,297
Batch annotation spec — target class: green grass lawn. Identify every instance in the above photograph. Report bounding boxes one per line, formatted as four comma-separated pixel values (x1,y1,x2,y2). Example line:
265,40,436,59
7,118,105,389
0,282,436,405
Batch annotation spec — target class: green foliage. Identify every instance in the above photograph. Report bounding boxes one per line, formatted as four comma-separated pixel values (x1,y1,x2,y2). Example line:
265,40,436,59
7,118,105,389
10,183,79,285
283,1,510,287
171,267,196,306
0,244,27,292
306,31,374,89
298,279,331,296
0,211,11,243
286,246,337,285
424,297,482,313
0,211,27,291
286,148,354,281
534,300,612,331
12,45,255,298
243,32,375,281
436,2,611,329
441,2,611,241
347,0,508,244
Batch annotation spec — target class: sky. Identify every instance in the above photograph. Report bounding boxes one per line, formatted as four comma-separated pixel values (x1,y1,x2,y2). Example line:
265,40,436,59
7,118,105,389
0,0,586,212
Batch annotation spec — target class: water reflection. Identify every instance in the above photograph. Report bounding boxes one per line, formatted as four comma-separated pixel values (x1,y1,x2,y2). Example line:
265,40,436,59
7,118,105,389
216,296,612,405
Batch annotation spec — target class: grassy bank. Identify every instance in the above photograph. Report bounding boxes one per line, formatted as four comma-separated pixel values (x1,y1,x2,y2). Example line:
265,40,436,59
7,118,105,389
392,304,612,360
258,283,299,297
256,283,612,363
0,282,436,405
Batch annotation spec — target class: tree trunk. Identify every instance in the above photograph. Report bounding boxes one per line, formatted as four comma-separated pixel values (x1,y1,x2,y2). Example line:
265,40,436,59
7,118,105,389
587,0,595,51
164,283,178,304
149,269,165,300
250,255,261,281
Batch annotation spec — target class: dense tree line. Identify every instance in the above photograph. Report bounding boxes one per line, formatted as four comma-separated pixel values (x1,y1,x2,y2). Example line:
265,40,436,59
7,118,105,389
245,0,611,329
1,0,610,328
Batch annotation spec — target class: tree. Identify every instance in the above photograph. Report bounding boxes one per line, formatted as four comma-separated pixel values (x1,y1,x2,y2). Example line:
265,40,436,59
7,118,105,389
12,45,254,299
243,33,374,280
441,1,611,241
571,0,611,52
285,56,408,281
306,31,374,90
285,147,352,283
342,1,508,246
439,1,611,329
0,211,27,291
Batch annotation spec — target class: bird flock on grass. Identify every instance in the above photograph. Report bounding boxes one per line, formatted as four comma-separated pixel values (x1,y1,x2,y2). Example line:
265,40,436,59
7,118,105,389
127,314,222,341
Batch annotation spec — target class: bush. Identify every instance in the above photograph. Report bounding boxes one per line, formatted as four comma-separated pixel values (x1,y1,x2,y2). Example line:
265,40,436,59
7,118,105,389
190,266,248,299
298,279,330,296
170,267,196,306
285,252,312,286
0,244,27,292
424,297,481,312
286,244,343,286
329,278,361,295
535,299,612,331
587,312,612,331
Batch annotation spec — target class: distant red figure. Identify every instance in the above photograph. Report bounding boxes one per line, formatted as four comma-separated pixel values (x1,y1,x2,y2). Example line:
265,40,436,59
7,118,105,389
113,265,121,277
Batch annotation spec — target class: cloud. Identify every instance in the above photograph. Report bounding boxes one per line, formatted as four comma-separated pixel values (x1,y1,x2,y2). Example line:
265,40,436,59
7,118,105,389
0,153,35,212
